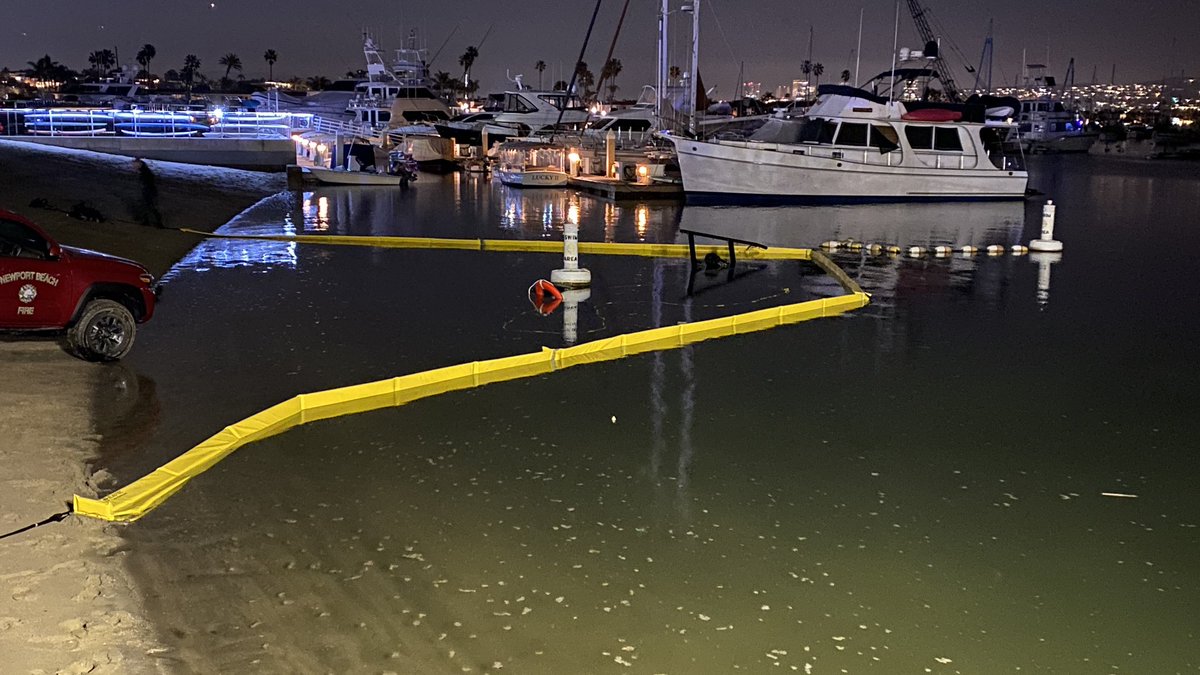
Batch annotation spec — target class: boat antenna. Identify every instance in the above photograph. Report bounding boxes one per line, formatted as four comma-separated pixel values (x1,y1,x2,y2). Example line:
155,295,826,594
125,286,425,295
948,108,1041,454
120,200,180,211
854,8,863,86
550,0,604,143
888,0,900,105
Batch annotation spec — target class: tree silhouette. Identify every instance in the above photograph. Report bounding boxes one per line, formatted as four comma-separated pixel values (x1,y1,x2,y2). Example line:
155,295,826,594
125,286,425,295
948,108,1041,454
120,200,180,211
841,69,851,84
433,71,458,100
459,46,479,85
535,60,547,90
135,44,156,79
553,80,568,91
26,55,72,85
669,65,682,83
88,49,116,77
600,58,622,102
181,54,201,99
306,75,331,90
813,62,825,88
219,53,243,80
263,49,278,81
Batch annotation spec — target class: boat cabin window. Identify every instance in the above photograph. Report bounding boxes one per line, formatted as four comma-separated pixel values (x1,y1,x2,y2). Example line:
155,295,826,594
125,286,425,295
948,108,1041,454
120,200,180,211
904,125,933,149
797,118,838,145
585,118,613,131
834,122,869,147
933,127,963,151
538,94,585,111
905,125,964,152
504,93,538,113
870,124,900,153
613,119,652,132
377,111,392,123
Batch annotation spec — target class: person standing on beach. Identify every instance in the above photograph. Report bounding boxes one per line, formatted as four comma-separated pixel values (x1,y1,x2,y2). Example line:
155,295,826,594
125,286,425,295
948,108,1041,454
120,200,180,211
132,158,164,228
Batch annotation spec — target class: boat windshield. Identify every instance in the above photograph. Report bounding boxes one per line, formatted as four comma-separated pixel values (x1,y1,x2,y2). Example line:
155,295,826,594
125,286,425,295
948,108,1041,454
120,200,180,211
749,118,837,144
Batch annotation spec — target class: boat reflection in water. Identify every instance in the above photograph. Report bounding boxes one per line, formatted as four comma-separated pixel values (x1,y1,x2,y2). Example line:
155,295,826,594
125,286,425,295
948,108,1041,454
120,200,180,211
675,200,1026,249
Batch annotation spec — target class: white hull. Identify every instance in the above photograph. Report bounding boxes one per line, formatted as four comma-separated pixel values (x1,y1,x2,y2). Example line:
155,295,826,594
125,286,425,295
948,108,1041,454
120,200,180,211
670,138,1027,200
307,167,404,186
495,168,569,187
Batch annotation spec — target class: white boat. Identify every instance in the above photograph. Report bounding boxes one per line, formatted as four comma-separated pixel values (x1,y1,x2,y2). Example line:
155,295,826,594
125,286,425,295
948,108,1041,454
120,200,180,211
494,141,570,187
481,78,590,138
583,86,657,148
664,83,1028,201
307,166,406,186
1015,96,1097,154
1010,60,1097,154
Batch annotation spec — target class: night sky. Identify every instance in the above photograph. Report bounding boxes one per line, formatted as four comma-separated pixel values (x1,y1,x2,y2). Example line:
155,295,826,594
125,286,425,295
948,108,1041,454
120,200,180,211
3,1,1196,96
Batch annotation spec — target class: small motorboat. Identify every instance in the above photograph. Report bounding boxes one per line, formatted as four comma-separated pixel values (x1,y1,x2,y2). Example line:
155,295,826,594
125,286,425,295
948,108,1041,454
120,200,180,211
307,166,406,186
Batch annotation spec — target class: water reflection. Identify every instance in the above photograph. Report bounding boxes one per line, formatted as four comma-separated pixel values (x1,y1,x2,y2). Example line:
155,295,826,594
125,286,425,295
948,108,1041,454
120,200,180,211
164,193,298,278
676,200,1025,249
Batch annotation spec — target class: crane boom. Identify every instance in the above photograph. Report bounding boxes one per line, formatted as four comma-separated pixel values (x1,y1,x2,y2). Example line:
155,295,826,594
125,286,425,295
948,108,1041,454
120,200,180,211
905,0,961,102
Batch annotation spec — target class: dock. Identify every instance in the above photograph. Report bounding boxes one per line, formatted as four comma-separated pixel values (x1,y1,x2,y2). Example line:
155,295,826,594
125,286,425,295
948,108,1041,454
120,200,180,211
568,176,683,201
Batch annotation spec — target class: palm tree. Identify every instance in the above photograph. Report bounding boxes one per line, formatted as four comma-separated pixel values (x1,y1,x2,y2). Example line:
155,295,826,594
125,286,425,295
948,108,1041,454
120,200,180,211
181,54,201,99
535,60,547,89
135,44,156,79
263,49,278,81
552,80,568,91
813,62,825,88
601,58,622,102
26,55,70,85
88,49,116,77
432,70,458,101
219,53,243,80
574,61,595,100
458,46,479,86
840,69,851,84
306,75,331,90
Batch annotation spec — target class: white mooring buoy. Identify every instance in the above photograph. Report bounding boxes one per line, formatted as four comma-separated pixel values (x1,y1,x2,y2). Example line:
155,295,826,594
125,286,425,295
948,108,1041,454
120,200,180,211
561,288,591,345
1030,200,1064,252
550,220,592,289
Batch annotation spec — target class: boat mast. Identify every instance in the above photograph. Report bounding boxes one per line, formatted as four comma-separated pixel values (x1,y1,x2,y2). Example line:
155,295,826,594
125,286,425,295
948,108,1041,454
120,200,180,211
888,0,900,105
657,0,668,127
688,0,701,137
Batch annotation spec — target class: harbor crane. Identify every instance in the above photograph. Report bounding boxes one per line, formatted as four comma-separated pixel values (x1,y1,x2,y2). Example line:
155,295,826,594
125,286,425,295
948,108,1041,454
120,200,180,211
905,0,962,102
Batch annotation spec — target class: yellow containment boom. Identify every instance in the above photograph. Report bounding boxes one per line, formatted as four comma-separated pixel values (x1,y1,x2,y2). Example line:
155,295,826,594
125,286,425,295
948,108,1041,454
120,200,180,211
75,237,866,522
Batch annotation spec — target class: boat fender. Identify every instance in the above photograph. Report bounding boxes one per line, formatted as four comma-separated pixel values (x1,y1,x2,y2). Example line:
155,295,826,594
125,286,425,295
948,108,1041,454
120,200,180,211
933,245,954,256
960,245,979,255
867,244,884,255
819,240,840,250
847,241,864,251
907,246,926,257
986,245,1005,255
885,245,902,255
1010,245,1029,255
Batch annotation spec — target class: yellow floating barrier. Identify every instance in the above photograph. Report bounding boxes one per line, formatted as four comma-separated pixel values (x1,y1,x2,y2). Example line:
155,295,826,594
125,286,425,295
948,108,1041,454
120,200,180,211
74,237,865,523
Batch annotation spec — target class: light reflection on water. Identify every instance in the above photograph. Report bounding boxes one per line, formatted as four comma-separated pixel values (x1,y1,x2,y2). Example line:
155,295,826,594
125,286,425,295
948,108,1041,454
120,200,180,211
121,164,1200,673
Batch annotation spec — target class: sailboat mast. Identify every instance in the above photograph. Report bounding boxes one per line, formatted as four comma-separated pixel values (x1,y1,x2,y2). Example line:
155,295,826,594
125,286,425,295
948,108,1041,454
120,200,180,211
689,0,701,137
657,0,669,127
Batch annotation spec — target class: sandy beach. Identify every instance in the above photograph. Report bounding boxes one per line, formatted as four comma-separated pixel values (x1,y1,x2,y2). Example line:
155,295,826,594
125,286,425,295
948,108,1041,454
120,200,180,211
0,139,284,673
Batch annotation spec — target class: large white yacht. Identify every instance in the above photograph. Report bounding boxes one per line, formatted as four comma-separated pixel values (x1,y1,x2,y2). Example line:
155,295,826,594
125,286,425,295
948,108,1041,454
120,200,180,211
664,83,1027,201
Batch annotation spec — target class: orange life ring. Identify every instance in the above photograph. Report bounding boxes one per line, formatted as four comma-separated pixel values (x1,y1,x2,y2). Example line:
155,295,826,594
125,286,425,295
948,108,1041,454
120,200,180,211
531,279,563,303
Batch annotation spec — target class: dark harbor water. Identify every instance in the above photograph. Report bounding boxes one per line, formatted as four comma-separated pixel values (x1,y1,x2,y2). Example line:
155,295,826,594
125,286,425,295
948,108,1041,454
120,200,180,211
106,158,1200,673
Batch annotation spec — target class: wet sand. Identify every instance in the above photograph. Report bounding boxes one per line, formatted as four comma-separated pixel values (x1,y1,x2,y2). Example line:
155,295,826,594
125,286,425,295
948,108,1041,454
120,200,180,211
0,140,283,673
0,139,285,277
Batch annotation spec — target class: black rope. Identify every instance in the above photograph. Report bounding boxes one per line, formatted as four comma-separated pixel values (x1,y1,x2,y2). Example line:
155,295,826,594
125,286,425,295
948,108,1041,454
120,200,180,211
0,507,73,542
